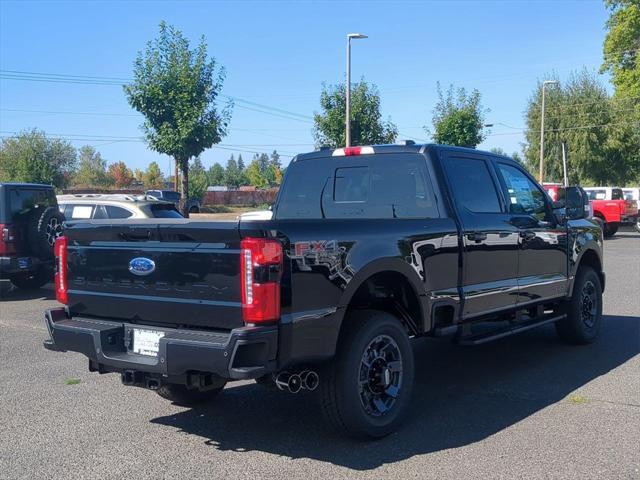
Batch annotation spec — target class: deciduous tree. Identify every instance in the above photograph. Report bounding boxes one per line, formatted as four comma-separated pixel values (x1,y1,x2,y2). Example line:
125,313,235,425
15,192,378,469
74,145,110,188
429,83,487,148
0,129,76,188
124,21,231,215
107,161,134,188
143,161,165,189
313,80,397,148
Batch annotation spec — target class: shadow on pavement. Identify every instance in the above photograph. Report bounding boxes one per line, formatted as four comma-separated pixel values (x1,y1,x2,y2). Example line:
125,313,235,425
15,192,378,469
0,282,55,302
152,314,639,470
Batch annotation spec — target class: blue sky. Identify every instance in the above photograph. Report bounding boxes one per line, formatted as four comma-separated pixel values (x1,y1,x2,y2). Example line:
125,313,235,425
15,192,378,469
0,0,610,174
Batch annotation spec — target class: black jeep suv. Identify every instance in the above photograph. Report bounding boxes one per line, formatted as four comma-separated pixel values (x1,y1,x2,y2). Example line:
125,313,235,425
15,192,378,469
0,183,65,290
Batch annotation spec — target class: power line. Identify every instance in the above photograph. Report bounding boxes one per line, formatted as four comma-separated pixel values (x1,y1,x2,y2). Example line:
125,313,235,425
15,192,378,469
0,131,302,157
0,70,314,124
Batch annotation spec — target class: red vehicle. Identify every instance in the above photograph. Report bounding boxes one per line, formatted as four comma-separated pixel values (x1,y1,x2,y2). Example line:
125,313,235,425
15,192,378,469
583,187,638,237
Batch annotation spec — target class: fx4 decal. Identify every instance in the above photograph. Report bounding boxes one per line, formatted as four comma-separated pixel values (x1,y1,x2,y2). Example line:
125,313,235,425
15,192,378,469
291,240,354,284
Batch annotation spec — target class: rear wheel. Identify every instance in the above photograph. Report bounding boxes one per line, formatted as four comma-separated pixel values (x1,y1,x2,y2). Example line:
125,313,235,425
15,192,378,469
320,309,414,439
156,383,225,406
634,217,640,233
556,267,602,344
603,222,619,237
9,267,51,290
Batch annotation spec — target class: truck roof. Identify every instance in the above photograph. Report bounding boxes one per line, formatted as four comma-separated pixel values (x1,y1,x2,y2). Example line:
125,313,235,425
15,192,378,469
293,143,519,165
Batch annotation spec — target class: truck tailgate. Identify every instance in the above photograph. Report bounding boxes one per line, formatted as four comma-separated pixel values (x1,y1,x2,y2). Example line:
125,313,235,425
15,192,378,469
64,219,244,330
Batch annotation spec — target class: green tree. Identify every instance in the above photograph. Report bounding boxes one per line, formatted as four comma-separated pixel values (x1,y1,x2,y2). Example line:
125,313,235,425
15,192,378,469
245,159,266,188
207,163,225,186
522,70,638,185
224,157,242,188
601,0,640,104
313,80,398,148
74,145,110,188
601,1,640,184
143,161,165,189
189,156,209,201
107,161,134,188
0,129,76,188
124,21,231,214
429,83,487,148
237,154,245,171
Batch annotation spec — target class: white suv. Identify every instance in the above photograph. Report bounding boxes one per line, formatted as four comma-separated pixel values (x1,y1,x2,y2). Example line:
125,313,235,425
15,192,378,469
57,194,183,220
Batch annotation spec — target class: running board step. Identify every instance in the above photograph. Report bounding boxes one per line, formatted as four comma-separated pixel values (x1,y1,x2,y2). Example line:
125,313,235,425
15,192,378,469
456,314,565,346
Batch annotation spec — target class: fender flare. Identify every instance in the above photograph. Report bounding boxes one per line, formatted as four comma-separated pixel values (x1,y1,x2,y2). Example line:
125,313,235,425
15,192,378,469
334,258,430,333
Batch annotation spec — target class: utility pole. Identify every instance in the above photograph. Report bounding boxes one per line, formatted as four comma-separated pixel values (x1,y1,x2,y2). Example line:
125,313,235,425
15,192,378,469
345,33,367,147
539,80,559,183
561,141,568,187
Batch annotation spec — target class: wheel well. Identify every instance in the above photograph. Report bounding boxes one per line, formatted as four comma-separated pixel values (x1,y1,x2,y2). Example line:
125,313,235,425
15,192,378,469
345,271,423,335
578,249,604,291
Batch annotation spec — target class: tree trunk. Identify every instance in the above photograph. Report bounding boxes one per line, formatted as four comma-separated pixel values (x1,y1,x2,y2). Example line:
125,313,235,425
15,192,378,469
174,160,179,191
180,160,189,218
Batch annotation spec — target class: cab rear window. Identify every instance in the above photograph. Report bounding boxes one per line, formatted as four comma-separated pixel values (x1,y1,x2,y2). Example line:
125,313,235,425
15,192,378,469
276,154,438,219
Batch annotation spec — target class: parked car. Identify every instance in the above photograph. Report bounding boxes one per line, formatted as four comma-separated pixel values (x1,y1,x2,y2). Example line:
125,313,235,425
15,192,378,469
622,187,640,232
583,186,638,237
145,189,201,214
43,144,604,439
0,183,65,289
58,194,183,220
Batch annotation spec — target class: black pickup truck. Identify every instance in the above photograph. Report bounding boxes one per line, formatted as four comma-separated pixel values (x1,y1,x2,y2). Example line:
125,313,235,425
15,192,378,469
44,143,604,438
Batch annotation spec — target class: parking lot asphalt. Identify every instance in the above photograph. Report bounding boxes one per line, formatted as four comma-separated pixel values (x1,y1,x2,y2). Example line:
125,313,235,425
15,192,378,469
0,230,638,480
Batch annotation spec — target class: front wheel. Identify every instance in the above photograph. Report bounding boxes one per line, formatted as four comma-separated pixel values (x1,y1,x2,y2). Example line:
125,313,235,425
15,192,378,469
320,309,414,439
156,383,225,406
556,267,603,344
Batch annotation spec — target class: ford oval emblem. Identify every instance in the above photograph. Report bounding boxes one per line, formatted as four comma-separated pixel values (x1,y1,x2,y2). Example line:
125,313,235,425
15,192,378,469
128,257,156,276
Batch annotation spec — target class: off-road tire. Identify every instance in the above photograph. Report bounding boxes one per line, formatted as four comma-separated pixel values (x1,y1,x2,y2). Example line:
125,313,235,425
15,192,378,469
556,267,602,344
156,383,225,406
28,207,65,259
9,267,51,290
320,309,414,439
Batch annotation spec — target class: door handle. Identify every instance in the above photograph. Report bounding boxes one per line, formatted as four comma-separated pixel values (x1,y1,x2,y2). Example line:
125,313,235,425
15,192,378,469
519,230,536,241
466,232,487,243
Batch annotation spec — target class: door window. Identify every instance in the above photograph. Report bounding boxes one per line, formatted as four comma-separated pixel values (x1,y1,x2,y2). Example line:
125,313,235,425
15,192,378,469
444,157,502,213
497,164,548,221
67,204,94,219
105,205,133,219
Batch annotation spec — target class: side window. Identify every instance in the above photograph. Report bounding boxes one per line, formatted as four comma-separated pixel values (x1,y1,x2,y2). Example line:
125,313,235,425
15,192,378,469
444,157,502,213
497,164,548,221
69,204,94,219
334,167,369,203
105,206,133,219
92,205,108,219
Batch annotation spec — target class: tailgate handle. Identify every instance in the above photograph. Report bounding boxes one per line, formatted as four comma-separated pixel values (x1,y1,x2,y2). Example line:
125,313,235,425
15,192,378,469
119,231,152,241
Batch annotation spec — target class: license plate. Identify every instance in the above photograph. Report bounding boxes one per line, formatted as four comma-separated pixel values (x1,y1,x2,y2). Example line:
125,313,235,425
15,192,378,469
18,257,30,269
132,329,165,357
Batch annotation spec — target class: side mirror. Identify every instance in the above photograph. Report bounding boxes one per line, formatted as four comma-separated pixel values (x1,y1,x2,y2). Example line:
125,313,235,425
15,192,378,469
563,186,588,220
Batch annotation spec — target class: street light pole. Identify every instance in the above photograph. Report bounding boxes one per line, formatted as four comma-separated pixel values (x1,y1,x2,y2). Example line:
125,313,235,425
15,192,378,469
539,80,559,183
346,33,367,147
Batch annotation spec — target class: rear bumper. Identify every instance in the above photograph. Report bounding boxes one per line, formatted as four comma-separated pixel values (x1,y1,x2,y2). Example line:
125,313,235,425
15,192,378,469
0,255,46,277
43,308,278,380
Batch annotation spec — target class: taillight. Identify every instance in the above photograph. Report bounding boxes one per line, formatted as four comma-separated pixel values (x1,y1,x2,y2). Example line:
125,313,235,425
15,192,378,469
0,223,17,255
54,236,68,305
240,237,282,323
